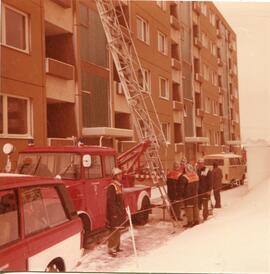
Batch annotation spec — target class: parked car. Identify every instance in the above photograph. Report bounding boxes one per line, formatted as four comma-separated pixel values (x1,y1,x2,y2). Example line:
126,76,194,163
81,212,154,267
0,174,82,272
203,153,246,186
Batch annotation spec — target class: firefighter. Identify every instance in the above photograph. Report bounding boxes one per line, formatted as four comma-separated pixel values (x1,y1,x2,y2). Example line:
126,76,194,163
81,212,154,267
212,161,223,208
181,164,199,228
166,161,184,220
197,158,213,220
107,167,127,257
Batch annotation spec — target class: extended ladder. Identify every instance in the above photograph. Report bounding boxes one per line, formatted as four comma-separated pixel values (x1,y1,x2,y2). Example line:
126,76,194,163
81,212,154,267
95,0,178,226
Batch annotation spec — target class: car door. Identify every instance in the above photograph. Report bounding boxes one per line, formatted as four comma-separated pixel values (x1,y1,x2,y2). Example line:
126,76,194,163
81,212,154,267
21,185,81,271
83,154,103,229
0,189,27,271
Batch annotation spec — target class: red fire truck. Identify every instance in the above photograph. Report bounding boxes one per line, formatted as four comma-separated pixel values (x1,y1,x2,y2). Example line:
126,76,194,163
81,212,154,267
16,143,152,247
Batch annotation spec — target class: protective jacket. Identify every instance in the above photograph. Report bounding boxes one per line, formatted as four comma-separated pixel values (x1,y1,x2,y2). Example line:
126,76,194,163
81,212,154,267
106,180,126,228
212,167,223,190
197,167,213,197
167,169,184,201
181,172,199,206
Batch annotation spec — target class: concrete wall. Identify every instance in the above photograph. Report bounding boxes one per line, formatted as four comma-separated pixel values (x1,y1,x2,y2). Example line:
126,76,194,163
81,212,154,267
246,144,270,190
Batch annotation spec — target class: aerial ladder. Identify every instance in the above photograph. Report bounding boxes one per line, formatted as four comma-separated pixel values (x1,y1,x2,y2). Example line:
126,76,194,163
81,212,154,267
95,0,179,227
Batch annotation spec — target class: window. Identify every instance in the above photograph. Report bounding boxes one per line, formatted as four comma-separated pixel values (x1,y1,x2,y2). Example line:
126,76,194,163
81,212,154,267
158,31,167,55
22,187,68,235
156,1,166,11
0,94,32,137
136,16,149,44
162,122,170,143
203,64,209,81
104,156,116,177
0,190,19,246
201,2,207,16
159,77,169,99
201,32,208,48
138,68,151,92
84,155,102,179
1,4,29,52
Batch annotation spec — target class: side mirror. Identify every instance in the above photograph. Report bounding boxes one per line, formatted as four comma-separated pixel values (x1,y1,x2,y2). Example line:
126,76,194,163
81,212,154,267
82,154,91,168
3,143,14,155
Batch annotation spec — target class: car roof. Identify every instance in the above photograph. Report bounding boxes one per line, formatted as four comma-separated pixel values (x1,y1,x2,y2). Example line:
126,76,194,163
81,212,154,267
20,145,115,155
203,153,242,159
0,173,62,190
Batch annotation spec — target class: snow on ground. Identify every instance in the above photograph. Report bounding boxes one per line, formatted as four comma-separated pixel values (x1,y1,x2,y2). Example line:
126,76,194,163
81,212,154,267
75,179,270,273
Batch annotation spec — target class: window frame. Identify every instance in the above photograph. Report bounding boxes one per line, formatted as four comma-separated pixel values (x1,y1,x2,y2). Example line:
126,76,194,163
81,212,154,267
161,122,170,144
1,3,30,54
157,31,168,55
0,94,33,139
138,67,151,93
159,77,169,100
136,16,150,44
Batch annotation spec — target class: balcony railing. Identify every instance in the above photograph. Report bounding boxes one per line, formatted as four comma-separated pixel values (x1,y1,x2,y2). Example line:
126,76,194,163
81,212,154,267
195,73,204,83
113,81,124,95
51,0,71,8
196,108,204,117
171,58,181,70
170,15,180,30
194,37,203,49
173,100,183,111
45,58,74,80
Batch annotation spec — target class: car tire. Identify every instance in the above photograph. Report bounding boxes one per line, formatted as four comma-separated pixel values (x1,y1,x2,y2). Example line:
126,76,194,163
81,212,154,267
133,197,151,225
45,260,63,272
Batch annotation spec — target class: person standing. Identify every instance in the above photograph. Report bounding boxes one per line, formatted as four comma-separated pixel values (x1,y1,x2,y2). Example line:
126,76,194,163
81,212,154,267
197,158,213,220
181,164,200,227
166,161,184,220
107,167,127,257
212,161,223,208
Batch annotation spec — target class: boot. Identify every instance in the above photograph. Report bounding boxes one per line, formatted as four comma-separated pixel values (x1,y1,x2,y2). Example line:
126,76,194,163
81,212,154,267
202,198,209,220
184,206,194,227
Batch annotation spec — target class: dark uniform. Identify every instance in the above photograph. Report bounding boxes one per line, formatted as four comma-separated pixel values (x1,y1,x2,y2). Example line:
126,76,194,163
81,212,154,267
107,179,126,255
197,167,213,220
181,171,199,227
212,166,223,208
166,169,184,220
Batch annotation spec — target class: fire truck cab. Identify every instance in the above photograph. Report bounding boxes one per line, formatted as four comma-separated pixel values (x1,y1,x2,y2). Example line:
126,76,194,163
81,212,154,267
16,145,151,246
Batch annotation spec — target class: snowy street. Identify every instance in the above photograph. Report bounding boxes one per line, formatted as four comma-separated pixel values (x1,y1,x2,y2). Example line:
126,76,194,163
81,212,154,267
74,179,270,273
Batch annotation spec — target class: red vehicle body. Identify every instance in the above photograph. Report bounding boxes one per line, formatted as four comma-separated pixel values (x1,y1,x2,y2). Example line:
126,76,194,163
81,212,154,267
17,145,152,245
0,174,82,271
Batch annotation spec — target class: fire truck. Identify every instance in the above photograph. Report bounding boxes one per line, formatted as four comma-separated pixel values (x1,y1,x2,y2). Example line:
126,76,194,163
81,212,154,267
16,142,152,247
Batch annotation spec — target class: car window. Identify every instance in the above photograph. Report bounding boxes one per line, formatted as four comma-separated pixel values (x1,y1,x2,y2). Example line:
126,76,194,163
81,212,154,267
104,155,116,177
204,159,224,166
22,186,68,236
84,155,102,179
0,190,19,246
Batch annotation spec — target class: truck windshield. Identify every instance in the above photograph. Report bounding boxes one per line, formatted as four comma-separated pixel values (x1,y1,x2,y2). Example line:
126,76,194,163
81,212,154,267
17,153,81,179
204,159,224,166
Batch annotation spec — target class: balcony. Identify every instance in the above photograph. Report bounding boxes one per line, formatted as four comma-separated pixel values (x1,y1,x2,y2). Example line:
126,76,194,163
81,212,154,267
193,2,201,14
51,0,71,8
175,143,184,153
113,81,124,95
196,108,204,117
46,58,74,80
217,58,224,67
171,58,181,70
45,58,75,103
170,15,180,30
173,100,184,111
216,29,222,38
194,37,202,49
195,73,204,83
218,87,225,95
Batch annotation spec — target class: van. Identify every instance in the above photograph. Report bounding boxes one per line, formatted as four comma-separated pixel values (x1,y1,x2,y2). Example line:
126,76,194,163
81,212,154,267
0,174,82,272
203,153,246,186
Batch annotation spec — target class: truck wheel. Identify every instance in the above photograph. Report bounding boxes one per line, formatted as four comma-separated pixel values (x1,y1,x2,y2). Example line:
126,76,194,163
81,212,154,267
45,259,64,272
79,214,91,249
240,175,245,185
133,197,151,225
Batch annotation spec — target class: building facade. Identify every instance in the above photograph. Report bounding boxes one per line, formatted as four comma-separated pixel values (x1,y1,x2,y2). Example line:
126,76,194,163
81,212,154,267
0,0,241,171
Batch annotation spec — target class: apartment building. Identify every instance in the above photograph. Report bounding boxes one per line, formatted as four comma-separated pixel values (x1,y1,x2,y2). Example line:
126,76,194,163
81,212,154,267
0,0,241,171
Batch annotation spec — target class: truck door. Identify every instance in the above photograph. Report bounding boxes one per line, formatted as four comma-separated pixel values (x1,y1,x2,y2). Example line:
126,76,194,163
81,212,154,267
83,155,103,229
0,190,27,271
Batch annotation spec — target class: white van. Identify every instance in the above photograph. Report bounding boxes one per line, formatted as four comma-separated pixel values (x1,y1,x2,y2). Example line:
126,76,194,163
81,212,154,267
203,153,246,186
